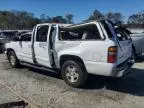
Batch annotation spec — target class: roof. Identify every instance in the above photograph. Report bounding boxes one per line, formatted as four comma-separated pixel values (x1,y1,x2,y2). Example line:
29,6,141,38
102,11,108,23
61,21,98,29
37,23,71,27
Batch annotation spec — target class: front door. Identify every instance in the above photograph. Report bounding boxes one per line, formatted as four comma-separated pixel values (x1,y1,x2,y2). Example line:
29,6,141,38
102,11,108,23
34,25,51,67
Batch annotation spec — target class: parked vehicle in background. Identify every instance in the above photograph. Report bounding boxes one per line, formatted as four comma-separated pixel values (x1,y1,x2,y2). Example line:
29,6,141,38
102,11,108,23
0,30,32,53
119,27,144,56
130,33,144,56
0,30,18,53
6,20,134,87
15,30,32,37
0,30,17,38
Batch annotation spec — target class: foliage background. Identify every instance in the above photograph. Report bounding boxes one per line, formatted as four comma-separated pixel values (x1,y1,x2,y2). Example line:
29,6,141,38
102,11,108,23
0,9,143,29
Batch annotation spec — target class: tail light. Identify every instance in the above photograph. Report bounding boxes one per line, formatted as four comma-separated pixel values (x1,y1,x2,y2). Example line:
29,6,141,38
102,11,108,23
108,46,117,63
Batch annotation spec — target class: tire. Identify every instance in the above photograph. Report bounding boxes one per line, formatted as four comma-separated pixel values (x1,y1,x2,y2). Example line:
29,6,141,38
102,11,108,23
61,60,87,88
0,44,4,54
132,46,137,57
7,51,20,68
132,49,136,62
0,48,3,54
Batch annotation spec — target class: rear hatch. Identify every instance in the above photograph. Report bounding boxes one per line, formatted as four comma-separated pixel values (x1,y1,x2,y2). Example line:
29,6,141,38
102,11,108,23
100,21,132,65
115,27,132,65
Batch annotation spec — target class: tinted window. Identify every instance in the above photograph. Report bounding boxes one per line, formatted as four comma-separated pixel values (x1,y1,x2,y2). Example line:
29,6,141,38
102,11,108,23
115,29,129,41
101,21,114,39
3,32,16,38
36,25,49,42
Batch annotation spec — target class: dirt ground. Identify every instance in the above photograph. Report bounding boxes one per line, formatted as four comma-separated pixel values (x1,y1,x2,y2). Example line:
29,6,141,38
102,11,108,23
0,54,144,108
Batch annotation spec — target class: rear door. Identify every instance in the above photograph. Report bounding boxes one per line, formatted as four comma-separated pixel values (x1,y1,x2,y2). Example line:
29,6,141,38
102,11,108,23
115,28,132,65
34,25,51,67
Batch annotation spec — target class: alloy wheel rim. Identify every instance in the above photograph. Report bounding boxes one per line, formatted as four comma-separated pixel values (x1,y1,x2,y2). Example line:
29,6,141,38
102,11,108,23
65,65,79,83
10,55,15,66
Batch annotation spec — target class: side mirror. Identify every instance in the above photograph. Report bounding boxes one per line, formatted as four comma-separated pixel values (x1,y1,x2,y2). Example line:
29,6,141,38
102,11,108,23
13,36,20,41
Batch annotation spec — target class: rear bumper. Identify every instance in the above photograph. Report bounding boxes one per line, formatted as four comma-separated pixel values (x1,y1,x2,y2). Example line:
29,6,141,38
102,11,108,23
84,58,135,77
112,58,135,77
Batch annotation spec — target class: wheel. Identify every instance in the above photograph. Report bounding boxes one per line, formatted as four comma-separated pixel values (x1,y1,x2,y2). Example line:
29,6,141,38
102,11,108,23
61,60,87,88
7,51,20,68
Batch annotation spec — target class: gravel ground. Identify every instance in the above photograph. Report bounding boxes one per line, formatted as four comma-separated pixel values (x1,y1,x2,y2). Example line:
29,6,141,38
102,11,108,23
0,84,20,104
0,54,144,108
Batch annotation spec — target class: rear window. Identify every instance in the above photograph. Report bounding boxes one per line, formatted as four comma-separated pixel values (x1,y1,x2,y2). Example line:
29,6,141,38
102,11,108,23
100,21,114,39
101,21,131,41
59,24,101,40
3,32,16,37
115,28,131,41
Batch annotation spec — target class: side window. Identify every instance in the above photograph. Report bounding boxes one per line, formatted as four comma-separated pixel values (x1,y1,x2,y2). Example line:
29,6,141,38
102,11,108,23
59,24,101,41
36,25,49,42
116,29,129,41
83,27,101,40
122,29,131,40
21,34,31,41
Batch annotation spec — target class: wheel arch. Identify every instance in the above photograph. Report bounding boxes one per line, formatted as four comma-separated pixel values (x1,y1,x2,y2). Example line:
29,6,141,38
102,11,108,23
6,48,15,57
59,55,85,67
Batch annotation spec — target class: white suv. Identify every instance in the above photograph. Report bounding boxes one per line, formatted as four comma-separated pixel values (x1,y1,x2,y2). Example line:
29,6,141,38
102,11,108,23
6,20,135,87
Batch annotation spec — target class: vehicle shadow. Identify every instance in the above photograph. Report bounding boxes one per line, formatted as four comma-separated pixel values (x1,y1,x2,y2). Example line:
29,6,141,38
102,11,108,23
21,64,144,96
23,65,61,79
84,68,144,96
135,55,144,63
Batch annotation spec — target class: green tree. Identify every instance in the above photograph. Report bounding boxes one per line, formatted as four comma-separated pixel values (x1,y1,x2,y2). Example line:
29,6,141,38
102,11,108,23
51,16,67,23
105,12,124,24
86,9,104,22
128,11,144,24
0,10,40,29
0,10,74,29
65,14,74,24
